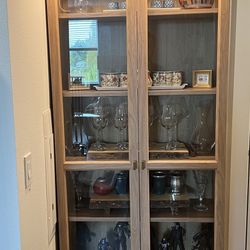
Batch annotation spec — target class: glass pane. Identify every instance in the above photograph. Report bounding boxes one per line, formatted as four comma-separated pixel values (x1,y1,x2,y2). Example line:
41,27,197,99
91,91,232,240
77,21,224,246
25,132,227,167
151,222,214,250
69,20,98,49
70,222,131,250
60,18,127,101
60,0,127,13
69,50,98,84
150,170,214,220
148,15,217,85
150,170,214,248
64,97,129,161
67,170,131,249
67,170,130,217
149,95,216,160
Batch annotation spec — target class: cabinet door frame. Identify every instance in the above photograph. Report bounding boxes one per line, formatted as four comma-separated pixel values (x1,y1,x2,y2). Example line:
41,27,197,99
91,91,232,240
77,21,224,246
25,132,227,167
46,0,140,249
137,0,232,249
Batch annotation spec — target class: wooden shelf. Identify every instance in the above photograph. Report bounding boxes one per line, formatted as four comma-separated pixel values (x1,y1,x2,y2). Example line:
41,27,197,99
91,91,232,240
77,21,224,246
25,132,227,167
58,8,218,19
64,159,131,171
59,10,126,19
147,156,217,169
149,87,216,96
63,90,128,97
150,199,214,223
148,7,218,17
69,209,130,222
64,88,215,97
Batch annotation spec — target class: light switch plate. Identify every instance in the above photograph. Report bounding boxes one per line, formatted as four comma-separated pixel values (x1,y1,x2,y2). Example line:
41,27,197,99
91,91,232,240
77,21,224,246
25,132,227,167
24,153,32,190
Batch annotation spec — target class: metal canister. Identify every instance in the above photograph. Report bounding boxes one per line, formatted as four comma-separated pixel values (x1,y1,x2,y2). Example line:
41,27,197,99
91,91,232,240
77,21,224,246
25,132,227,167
170,172,184,195
152,171,167,195
115,172,128,194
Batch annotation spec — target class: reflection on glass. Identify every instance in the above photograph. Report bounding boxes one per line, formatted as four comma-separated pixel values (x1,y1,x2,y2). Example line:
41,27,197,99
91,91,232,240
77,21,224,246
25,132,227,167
64,96,129,160
70,222,131,250
149,96,215,160
67,171,130,217
69,20,99,86
150,170,214,219
151,222,213,250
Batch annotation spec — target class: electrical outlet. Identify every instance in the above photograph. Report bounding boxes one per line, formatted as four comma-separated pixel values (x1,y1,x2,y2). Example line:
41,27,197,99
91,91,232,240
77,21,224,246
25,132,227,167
24,153,32,191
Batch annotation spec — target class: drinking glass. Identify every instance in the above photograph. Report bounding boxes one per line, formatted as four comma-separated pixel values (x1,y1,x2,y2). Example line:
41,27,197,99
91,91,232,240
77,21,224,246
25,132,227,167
92,106,108,151
160,104,178,150
193,170,208,211
114,103,128,150
74,0,88,12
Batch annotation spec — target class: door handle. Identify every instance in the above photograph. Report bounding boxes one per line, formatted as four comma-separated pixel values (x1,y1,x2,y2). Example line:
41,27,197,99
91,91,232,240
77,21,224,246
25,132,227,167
133,160,138,170
141,160,146,170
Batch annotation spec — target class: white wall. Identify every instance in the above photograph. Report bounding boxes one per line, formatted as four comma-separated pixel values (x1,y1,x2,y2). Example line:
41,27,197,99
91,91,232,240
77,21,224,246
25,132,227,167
0,0,21,249
6,0,56,249
229,0,250,249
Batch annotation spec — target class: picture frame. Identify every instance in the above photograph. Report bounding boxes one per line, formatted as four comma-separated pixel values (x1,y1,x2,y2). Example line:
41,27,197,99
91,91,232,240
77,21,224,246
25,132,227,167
68,74,90,90
192,70,212,88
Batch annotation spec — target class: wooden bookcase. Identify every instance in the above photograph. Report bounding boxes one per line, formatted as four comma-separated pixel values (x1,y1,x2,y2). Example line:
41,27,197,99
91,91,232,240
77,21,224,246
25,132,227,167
46,0,231,249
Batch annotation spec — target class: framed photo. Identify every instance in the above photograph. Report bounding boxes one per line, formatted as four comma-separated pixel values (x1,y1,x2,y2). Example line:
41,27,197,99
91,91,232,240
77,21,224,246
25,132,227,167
192,70,212,88
68,74,90,90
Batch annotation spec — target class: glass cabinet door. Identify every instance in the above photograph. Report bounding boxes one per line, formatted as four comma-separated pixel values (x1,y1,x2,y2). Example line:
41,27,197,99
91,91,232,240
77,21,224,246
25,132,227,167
48,0,139,249
138,0,220,249
67,170,131,250
47,0,230,248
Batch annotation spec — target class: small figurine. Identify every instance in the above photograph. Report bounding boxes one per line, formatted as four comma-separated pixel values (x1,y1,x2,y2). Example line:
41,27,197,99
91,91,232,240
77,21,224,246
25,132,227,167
169,223,186,250
192,224,213,250
75,222,95,249
98,238,112,250
159,237,170,250
113,222,131,250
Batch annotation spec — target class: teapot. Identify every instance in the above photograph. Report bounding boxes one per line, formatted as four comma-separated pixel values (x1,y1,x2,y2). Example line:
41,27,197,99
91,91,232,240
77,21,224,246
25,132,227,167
93,176,114,195
93,171,128,195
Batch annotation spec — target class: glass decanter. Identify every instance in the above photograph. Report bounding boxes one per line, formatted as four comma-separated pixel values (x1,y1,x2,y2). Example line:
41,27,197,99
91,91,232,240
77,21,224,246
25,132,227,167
191,100,214,155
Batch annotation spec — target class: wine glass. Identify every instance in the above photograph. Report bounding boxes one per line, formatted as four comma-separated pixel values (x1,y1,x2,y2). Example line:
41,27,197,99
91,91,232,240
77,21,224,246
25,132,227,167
92,106,108,151
160,104,178,150
193,170,209,211
114,103,128,150
74,0,88,12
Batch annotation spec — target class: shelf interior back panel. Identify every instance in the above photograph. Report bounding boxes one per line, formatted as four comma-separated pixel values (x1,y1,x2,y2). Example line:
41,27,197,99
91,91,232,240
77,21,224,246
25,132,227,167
148,14,218,85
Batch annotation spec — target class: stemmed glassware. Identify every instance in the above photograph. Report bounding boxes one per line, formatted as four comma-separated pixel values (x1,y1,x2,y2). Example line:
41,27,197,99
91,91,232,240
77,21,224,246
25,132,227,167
114,103,128,150
92,106,108,151
193,170,209,211
160,104,178,150
74,0,88,12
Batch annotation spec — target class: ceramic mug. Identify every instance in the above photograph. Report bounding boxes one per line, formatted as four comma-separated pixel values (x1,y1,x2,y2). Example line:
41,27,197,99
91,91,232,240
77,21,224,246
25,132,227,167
172,71,183,86
152,71,173,86
100,73,119,87
163,0,175,8
152,171,167,195
119,73,128,87
151,0,162,8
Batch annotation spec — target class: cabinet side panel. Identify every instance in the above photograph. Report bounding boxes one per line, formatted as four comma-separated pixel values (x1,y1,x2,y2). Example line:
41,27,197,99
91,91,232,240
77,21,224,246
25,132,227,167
215,0,231,250
46,0,69,249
